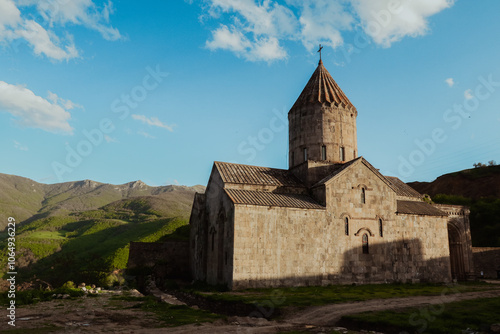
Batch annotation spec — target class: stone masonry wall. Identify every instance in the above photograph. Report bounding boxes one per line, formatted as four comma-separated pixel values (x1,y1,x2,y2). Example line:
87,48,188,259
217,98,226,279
202,168,235,287
473,247,500,278
323,160,451,284
289,104,357,168
230,161,451,289
127,241,190,279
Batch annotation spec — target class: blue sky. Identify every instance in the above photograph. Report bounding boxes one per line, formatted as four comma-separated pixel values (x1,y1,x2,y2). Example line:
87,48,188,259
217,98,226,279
1,0,499,187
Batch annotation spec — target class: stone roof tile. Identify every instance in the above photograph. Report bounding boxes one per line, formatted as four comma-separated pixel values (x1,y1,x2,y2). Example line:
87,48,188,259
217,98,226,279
397,200,447,216
386,176,422,198
215,161,304,187
292,60,356,111
225,189,324,209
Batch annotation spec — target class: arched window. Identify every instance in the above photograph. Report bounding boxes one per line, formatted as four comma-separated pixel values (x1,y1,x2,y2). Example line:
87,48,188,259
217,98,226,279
362,234,369,254
379,219,383,237
340,147,345,161
345,217,349,235
361,188,366,204
321,145,327,160
303,148,308,161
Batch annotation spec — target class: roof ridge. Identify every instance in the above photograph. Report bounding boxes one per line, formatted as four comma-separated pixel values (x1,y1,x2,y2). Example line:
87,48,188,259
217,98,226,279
224,188,324,210
214,161,305,187
291,62,356,110
214,161,287,171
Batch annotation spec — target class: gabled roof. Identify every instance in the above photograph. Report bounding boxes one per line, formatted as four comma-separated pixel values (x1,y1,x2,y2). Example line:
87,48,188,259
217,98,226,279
225,189,324,210
313,157,391,189
397,200,447,216
292,60,356,111
214,161,304,187
386,176,422,199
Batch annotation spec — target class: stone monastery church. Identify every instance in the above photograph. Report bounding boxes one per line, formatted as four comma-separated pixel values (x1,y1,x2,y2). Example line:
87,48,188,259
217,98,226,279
189,59,475,290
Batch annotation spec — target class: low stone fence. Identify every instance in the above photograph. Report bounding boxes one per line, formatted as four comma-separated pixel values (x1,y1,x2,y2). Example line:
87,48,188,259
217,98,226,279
472,247,500,279
127,241,190,280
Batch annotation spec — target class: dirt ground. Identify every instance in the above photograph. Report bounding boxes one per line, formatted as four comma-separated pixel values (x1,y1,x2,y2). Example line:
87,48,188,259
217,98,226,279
5,286,500,333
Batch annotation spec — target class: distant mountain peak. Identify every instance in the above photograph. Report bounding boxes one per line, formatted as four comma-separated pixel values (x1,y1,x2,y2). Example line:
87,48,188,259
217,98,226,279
126,180,148,189
77,179,100,188
0,172,205,231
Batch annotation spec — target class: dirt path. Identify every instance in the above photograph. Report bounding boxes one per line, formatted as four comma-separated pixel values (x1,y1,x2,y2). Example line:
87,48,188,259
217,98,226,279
285,288,500,327
6,287,500,333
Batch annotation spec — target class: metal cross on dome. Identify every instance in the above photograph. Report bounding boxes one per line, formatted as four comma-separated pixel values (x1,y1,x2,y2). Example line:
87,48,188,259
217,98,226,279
318,44,323,61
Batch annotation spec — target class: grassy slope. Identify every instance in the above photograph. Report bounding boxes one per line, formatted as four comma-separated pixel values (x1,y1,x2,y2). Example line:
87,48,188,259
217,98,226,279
0,178,201,287
194,282,494,309
0,174,46,229
342,297,500,334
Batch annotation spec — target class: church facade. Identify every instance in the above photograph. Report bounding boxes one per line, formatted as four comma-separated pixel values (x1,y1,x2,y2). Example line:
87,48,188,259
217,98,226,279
189,60,474,289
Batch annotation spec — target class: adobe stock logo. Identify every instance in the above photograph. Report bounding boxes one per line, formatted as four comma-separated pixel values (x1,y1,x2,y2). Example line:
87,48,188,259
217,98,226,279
398,74,500,178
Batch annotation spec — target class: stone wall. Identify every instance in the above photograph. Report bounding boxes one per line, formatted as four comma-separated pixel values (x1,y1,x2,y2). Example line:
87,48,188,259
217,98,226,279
127,241,190,279
289,104,357,168
191,167,236,287
435,204,475,280
229,161,451,289
473,247,500,279
189,192,208,282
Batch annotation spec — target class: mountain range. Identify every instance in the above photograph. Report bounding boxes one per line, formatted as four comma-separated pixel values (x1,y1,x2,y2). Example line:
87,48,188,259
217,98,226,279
0,173,203,288
0,173,203,231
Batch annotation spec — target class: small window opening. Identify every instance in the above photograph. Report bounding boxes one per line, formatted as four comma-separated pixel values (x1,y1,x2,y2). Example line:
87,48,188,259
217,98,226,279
362,234,369,254
345,217,349,236
379,219,383,237
340,147,345,161
361,188,366,204
303,147,308,161
321,145,327,160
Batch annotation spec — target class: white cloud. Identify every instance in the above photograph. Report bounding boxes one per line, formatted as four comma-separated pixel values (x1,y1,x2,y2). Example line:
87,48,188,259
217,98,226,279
445,78,454,87
0,0,22,28
464,89,473,100
248,36,287,61
206,24,286,61
0,0,120,61
47,91,83,110
15,20,78,60
205,0,295,62
13,140,28,151
351,0,455,47
293,0,354,50
104,135,118,143
206,24,252,53
200,0,454,61
0,80,74,134
19,0,122,41
137,131,155,139
131,114,175,132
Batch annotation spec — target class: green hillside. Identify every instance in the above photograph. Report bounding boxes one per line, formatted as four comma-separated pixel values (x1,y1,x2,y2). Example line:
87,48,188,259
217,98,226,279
0,174,203,288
